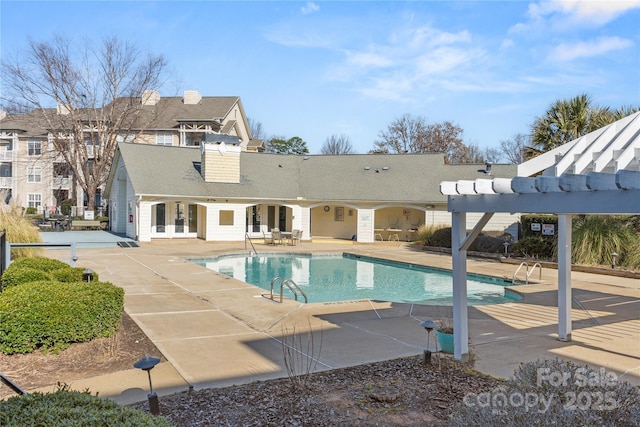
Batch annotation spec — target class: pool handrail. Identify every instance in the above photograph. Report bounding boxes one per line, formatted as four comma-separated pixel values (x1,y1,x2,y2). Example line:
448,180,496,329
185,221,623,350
269,276,308,303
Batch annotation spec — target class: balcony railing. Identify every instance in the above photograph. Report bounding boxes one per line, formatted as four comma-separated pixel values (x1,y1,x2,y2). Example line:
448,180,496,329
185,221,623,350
0,151,14,161
0,177,12,188
52,176,71,188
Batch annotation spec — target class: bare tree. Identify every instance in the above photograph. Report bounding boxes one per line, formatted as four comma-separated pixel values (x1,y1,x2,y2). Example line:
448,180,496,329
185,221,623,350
483,147,504,164
373,114,469,163
500,133,529,164
321,134,354,154
1,35,166,210
248,117,266,141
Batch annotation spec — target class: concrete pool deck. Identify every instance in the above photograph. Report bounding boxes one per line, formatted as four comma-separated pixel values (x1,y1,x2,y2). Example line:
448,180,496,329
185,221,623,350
34,238,639,405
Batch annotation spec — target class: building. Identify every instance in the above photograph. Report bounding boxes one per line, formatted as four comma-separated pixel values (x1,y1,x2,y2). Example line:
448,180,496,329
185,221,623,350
0,91,261,214
105,140,518,243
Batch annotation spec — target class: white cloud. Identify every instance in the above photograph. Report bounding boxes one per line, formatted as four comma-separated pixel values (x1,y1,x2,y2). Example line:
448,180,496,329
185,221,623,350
553,0,640,26
513,0,640,31
345,51,393,68
548,36,633,61
301,2,320,15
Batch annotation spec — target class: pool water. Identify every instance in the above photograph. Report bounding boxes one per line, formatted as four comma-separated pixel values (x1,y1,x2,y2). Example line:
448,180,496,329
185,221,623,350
190,253,519,306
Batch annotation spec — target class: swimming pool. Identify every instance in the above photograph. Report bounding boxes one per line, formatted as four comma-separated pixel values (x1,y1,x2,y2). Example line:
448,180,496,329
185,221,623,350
190,253,520,305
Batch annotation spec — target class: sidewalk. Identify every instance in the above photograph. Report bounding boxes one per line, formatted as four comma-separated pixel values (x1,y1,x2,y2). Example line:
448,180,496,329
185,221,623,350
33,239,640,405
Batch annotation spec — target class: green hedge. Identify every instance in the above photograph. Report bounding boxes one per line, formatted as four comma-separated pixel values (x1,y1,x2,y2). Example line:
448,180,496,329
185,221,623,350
0,389,171,427
512,236,555,259
0,280,123,354
1,258,99,290
8,256,70,272
0,267,52,290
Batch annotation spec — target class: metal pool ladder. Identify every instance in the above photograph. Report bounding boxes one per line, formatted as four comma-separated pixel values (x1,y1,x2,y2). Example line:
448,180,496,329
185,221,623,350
269,277,308,303
512,261,543,285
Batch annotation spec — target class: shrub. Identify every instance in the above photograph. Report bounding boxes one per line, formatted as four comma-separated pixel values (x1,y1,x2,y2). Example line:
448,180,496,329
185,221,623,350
0,388,171,427
0,267,53,290
0,280,124,354
572,215,637,266
469,233,513,253
417,224,447,245
59,198,75,216
50,267,99,283
25,207,37,214
512,236,554,259
451,358,640,427
0,208,43,259
8,256,70,272
427,227,452,248
622,235,640,270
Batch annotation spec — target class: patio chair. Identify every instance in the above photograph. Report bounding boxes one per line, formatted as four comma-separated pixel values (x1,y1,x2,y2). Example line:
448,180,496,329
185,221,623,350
271,229,283,245
388,218,400,230
292,229,303,246
262,230,273,245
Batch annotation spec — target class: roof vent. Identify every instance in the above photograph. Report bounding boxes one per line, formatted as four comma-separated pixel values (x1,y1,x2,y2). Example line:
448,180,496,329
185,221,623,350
382,166,389,171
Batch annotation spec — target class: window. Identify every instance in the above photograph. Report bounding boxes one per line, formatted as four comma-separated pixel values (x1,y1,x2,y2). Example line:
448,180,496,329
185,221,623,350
28,140,41,156
117,133,135,143
156,132,173,146
27,166,42,183
28,193,41,209
219,210,234,226
334,207,344,222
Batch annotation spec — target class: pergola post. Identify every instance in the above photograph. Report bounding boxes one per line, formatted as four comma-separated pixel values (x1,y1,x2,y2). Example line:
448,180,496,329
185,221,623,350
557,214,572,341
451,211,469,360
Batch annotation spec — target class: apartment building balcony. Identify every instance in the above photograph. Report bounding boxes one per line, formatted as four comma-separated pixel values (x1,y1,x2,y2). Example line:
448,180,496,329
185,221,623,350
0,177,12,188
0,150,15,161
52,176,72,189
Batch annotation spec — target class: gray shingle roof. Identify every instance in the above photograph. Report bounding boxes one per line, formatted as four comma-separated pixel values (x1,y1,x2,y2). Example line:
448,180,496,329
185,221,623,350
113,143,518,204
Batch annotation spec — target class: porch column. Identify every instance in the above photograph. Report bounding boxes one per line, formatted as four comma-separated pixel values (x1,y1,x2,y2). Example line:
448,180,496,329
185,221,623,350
557,214,572,341
137,200,152,242
356,208,375,243
451,211,469,360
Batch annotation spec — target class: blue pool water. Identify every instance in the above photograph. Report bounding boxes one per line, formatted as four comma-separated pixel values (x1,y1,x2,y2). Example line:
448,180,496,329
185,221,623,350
190,253,519,306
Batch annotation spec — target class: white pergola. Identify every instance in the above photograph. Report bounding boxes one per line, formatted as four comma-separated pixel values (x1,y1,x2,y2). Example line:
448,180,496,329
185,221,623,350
440,112,640,360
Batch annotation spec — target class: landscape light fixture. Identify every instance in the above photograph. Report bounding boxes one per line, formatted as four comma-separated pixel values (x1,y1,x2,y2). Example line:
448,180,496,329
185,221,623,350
611,252,618,269
83,269,94,282
134,354,161,415
420,319,439,364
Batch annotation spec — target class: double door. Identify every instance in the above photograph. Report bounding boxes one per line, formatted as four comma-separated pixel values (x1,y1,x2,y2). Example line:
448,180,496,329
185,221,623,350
153,203,197,236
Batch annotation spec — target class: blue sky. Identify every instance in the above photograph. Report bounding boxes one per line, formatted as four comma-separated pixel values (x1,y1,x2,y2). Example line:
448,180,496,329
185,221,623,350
1,1,639,156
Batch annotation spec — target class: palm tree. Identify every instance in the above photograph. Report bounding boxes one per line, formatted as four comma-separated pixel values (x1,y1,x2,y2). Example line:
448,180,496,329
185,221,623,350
530,94,594,154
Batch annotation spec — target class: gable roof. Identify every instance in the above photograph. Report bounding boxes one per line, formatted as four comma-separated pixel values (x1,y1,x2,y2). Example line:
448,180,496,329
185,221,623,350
109,142,517,204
